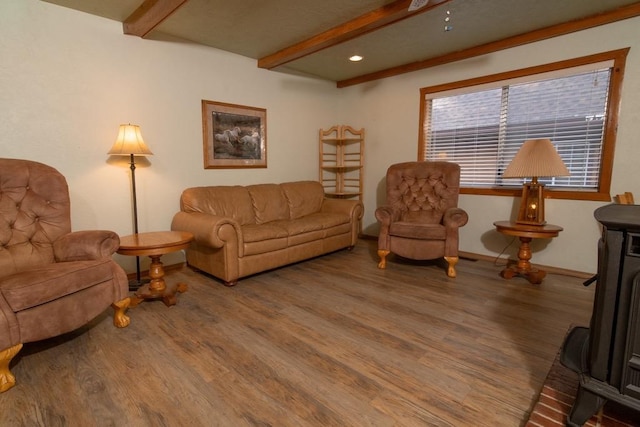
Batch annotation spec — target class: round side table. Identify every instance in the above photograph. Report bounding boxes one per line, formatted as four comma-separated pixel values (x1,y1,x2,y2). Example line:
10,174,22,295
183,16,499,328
117,231,194,307
493,221,563,284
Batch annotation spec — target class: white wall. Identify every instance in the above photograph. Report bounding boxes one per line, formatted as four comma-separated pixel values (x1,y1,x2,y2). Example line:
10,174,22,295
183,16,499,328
0,0,342,272
341,17,640,274
3,1,639,275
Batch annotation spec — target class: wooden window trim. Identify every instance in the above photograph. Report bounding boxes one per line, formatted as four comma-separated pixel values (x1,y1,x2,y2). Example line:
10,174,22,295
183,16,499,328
418,48,629,202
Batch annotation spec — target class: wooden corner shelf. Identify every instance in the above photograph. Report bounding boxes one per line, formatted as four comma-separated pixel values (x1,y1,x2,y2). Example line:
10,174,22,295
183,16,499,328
319,125,364,202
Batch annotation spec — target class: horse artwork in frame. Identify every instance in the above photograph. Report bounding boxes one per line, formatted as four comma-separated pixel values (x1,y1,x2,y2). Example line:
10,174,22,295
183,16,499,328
202,100,267,169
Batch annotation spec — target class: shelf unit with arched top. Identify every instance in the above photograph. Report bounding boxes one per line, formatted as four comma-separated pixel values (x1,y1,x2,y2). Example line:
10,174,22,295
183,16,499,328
319,125,364,201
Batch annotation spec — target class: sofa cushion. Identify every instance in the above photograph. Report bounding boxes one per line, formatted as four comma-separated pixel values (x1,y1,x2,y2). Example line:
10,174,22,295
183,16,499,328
241,224,288,256
241,223,288,243
281,181,324,219
303,212,350,229
324,222,353,238
0,258,116,312
243,238,289,256
271,217,323,236
247,184,290,224
272,213,350,246
181,186,255,225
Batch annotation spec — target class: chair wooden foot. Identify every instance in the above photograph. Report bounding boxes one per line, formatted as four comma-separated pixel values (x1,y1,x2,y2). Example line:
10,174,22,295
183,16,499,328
377,249,390,269
0,343,23,393
444,256,458,278
111,297,131,328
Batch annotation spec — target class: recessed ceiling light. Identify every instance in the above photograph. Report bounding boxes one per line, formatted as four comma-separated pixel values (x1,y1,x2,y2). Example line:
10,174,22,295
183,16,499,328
349,55,363,62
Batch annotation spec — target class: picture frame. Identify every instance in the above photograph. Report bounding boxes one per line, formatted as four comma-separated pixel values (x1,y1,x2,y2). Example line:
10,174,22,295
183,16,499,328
202,100,267,168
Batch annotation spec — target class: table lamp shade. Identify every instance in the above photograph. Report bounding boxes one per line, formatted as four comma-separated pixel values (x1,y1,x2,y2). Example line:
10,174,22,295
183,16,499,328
108,124,153,156
503,139,569,226
503,138,569,178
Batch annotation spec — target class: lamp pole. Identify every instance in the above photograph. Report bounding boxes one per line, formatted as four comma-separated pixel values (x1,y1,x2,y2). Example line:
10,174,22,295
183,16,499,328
129,153,142,284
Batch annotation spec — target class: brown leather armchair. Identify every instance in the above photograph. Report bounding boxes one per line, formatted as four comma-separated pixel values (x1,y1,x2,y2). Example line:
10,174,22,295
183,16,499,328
0,159,131,392
375,161,468,278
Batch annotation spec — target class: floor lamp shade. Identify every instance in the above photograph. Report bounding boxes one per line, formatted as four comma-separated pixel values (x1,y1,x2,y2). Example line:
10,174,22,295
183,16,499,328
108,124,153,157
108,124,153,286
503,139,569,225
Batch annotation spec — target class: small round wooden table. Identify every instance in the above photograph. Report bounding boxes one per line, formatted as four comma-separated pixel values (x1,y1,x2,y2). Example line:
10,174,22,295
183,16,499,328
493,221,563,284
117,231,194,307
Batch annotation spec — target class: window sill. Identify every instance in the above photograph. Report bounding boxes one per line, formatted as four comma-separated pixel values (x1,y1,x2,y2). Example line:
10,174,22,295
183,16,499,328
461,187,612,202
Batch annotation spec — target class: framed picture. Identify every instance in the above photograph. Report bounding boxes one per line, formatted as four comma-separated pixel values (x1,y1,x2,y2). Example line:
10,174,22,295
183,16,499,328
202,100,267,168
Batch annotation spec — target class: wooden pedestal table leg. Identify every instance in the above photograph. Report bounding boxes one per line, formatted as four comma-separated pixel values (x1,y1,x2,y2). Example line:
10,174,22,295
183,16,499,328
500,236,547,284
148,255,167,293
130,255,188,307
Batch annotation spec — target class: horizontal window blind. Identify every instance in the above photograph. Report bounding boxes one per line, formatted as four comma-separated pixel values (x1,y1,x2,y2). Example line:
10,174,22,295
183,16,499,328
424,67,611,190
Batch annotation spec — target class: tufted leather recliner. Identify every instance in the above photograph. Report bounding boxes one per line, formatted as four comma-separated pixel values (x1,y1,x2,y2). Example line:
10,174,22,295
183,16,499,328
375,161,469,277
0,158,131,392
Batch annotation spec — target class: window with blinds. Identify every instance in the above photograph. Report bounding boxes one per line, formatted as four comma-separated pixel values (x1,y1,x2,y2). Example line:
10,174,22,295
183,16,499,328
419,49,628,201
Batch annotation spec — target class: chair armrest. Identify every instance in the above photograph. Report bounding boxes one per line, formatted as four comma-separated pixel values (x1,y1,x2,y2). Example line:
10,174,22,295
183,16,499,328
171,211,242,249
53,230,120,262
375,205,401,225
321,198,364,220
443,207,469,228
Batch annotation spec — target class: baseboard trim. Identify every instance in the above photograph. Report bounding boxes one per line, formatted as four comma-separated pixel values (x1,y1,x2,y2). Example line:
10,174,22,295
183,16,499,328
359,233,592,279
134,240,592,281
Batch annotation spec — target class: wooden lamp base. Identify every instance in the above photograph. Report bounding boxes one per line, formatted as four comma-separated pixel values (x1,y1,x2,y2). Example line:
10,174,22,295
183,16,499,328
516,179,545,226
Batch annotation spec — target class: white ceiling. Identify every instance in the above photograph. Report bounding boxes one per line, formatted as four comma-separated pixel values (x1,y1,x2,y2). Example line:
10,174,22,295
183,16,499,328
41,0,640,86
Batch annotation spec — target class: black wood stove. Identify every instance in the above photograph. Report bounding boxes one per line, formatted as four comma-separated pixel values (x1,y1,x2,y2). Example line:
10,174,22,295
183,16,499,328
561,204,640,426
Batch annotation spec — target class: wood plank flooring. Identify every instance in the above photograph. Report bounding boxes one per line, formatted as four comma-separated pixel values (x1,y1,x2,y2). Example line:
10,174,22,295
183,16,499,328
0,239,595,426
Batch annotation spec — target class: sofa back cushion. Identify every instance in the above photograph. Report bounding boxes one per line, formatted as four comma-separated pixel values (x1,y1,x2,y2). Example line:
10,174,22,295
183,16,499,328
180,186,255,225
179,181,326,225
247,184,290,224
281,181,325,219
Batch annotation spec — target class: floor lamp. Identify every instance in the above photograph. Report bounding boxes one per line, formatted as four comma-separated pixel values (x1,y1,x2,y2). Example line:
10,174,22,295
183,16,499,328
108,124,153,289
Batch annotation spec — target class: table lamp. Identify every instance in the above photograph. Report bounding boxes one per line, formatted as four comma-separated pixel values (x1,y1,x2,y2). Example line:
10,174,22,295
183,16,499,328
108,124,153,287
502,138,569,226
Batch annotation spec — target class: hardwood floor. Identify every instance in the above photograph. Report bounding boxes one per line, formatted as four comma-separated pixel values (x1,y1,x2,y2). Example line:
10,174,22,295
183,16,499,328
0,239,595,426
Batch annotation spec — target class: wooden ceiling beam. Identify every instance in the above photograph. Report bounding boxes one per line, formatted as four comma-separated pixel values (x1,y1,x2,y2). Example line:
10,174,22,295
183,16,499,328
123,0,190,38
258,0,452,70
337,1,640,88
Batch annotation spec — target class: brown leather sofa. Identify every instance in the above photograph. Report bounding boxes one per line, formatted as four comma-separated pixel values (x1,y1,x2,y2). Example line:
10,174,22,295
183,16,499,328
0,158,130,392
171,181,363,286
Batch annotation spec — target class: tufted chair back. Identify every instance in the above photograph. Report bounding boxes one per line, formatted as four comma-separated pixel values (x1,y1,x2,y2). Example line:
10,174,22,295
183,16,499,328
0,158,72,279
375,161,468,278
385,161,460,225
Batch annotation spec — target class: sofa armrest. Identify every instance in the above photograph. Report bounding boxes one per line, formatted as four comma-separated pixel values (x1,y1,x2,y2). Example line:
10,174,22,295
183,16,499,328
320,198,364,220
442,207,469,229
171,211,242,249
53,230,120,262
